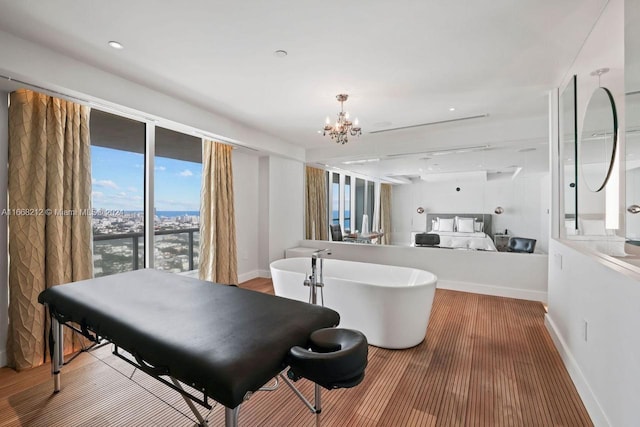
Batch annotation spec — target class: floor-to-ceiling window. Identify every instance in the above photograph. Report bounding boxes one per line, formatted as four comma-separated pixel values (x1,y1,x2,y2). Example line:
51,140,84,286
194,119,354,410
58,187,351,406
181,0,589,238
331,173,340,226
328,172,377,235
154,127,202,273
355,178,365,232
365,180,375,232
344,176,351,232
90,110,145,277
91,112,203,276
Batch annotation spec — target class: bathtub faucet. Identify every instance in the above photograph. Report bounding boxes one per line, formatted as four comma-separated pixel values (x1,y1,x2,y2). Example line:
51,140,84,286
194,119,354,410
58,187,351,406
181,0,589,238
311,248,332,259
306,249,331,306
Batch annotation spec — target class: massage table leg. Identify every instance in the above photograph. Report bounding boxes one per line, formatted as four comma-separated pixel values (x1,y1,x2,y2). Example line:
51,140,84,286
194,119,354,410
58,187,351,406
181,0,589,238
169,377,209,426
315,383,322,426
51,317,63,392
225,406,239,427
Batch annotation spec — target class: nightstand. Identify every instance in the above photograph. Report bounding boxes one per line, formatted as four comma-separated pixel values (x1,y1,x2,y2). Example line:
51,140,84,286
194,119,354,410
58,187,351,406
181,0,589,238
494,234,510,252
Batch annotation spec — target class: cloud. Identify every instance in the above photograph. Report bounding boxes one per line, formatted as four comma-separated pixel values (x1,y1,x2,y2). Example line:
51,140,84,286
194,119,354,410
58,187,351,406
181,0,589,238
127,187,138,193
92,179,119,189
92,191,104,199
179,169,193,177
155,166,166,171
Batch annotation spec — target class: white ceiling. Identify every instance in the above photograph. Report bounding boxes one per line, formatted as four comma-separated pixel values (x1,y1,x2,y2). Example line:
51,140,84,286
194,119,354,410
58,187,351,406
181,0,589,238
0,0,609,180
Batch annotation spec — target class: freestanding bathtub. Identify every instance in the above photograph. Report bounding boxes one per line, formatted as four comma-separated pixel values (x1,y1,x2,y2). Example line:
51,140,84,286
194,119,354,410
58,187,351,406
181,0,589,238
270,257,437,349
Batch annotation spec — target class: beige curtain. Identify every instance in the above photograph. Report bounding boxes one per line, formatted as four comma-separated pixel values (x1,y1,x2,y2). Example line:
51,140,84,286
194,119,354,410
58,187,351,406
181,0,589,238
199,140,238,285
379,183,392,245
7,89,93,370
305,166,328,240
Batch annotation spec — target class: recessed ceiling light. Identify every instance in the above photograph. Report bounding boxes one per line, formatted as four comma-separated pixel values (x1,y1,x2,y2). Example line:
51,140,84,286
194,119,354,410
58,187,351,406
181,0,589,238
108,41,124,50
274,50,288,58
449,107,456,111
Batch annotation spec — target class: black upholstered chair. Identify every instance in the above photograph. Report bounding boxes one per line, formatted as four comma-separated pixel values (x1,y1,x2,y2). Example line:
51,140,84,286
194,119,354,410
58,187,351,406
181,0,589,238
287,328,368,390
415,233,440,247
507,237,537,253
330,224,343,241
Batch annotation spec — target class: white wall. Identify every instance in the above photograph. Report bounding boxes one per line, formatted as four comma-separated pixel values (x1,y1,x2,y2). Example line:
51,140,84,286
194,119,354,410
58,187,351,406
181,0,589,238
257,155,305,276
258,157,270,276
548,0,634,424
232,150,260,282
267,156,305,267
547,240,640,427
0,92,8,367
391,172,550,252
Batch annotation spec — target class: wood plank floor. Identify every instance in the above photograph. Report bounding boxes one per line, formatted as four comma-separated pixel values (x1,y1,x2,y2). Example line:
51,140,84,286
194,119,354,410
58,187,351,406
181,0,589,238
0,279,592,426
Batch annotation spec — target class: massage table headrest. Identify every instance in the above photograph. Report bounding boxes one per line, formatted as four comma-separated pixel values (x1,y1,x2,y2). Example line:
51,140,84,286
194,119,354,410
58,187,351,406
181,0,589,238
287,328,368,390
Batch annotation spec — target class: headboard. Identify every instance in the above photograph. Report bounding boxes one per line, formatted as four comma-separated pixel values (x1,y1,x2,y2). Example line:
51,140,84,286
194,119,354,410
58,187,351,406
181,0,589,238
426,213,494,239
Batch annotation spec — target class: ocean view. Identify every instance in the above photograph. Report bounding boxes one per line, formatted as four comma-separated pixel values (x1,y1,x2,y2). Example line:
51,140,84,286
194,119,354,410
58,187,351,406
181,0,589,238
110,210,200,217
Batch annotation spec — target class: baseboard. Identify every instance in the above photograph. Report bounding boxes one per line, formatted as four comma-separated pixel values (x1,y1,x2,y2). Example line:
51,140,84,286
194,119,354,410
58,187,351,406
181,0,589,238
437,279,547,302
0,349,6,368
238,269,272,283
238,270,259,283
258,269,271,279
544,314,610,427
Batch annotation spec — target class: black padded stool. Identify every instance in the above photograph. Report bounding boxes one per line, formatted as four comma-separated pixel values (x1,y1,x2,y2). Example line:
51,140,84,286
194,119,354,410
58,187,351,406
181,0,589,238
287,328,368,389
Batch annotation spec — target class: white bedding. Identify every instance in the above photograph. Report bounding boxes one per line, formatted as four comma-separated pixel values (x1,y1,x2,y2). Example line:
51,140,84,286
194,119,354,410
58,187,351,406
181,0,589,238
429,231,497,251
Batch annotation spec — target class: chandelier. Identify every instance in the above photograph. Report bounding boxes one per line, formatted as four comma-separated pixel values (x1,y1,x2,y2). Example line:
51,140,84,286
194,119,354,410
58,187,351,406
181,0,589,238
323,94,362,144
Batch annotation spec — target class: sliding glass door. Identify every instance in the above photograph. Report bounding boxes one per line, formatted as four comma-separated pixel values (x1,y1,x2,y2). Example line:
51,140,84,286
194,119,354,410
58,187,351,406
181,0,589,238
154,127,202,272
90,111,203,276
90,110,145,277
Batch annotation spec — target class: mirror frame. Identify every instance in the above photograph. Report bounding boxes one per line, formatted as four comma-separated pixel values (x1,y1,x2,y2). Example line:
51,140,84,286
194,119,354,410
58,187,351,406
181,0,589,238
580,86,619,192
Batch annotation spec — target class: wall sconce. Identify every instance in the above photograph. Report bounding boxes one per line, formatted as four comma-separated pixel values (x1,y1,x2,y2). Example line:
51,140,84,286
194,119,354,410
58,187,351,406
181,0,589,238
494,206,504,214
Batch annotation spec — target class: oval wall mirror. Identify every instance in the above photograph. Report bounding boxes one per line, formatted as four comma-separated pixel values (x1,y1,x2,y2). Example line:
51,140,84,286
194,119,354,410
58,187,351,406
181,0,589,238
579,86,618,192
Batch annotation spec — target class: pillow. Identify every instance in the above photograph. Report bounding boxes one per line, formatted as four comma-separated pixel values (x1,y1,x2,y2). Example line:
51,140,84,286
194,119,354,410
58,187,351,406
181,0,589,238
457,217,475,233
580,219,606,236
474,221,484,232
438,217,455,232
431,218,439,231
565,220,578,236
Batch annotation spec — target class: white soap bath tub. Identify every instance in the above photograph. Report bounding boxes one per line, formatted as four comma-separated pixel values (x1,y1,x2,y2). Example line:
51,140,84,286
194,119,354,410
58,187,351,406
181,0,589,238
270,257,437,349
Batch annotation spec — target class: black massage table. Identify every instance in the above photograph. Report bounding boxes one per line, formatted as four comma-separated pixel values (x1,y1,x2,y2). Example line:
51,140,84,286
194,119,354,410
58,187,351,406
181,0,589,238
38,269,354,426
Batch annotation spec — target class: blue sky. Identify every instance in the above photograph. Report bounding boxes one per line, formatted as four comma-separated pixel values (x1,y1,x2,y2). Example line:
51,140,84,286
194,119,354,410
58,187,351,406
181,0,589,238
91,146,201,211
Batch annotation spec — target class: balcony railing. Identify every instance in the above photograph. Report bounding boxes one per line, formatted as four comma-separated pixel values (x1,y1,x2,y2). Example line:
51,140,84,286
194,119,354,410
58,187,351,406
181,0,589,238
93,227,199,276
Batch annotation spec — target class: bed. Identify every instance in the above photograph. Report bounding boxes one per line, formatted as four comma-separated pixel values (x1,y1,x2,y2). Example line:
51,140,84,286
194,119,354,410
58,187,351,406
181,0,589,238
416,213,497,251
37,269,361,426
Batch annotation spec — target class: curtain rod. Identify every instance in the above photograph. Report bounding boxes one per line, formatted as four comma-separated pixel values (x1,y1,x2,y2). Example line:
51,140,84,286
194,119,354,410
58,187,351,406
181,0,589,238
0,74,251,151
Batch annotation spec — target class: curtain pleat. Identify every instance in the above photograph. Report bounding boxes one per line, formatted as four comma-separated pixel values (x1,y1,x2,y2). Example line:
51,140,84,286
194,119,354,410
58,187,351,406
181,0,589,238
305,166,328,240
7,89,93,370
199,140,238,285
379,183,392,245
